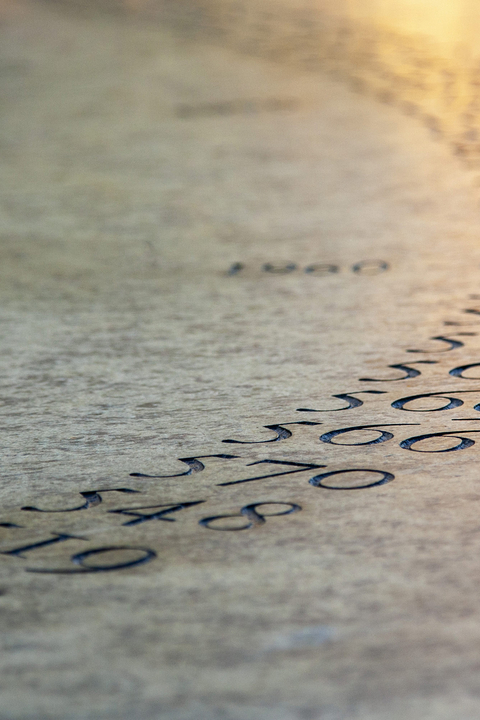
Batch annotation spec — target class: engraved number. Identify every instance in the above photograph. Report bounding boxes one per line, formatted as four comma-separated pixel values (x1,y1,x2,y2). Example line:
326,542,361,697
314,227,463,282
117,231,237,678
1,533,87,559
449,363,480,380
399,430,480,452
21,488,140,513
320,423,419,446
108,500,205,526
217,459,326,487
199,502,301,531
360,361,437,382
130,454,238,479
263,262,297,274
304,264,339,275
390,390,480,412
351,260,389,275
406,336,465,353
297,390,386,412
222,421,321,444
27,546,157,574
309,468,394,489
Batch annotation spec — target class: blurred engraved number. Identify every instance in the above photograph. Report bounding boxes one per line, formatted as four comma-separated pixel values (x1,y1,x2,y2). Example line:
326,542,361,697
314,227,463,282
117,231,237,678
399,430,480,452
309,468,394,490
27,546,157,574
262,262,297,274
108,500,204,526
227,261,389,276
227,262,244,276
351,260,389,275
1,533,86,558
200,502,301,531
304,264,339,275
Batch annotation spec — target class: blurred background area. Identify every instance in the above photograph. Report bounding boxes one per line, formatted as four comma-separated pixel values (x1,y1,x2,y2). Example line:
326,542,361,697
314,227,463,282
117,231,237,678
47,0,480,165
2,0,480,302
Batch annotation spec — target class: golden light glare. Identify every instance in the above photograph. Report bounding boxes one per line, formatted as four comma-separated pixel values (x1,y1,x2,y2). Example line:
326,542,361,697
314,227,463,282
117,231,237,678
347,0,480,58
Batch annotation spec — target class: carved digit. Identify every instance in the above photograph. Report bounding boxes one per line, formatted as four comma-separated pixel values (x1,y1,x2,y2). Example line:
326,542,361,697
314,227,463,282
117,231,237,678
360,361,437,382
399,430,480,452
320,423,419,446
304,264,339,275
443,310,480,326
449,363,480,379
390,390,480,412
406,336,464,353
262,262,297,274
297,390,386,412
130,454,238,479
217,459,325,487
309,468,394,489
222,422,321,444
351,260,389,275
21,488,140,513
108,500,205,526
227,262,244,276
1,533,87,559
27,546,156,573
199,502,301,531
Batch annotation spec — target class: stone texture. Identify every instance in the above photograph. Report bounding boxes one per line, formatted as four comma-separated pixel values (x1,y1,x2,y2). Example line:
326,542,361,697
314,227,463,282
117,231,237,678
2,2,480,718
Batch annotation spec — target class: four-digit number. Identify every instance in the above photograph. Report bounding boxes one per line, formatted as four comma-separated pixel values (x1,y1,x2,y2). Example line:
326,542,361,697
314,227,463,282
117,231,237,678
227,262,244,276
227,261,389,276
